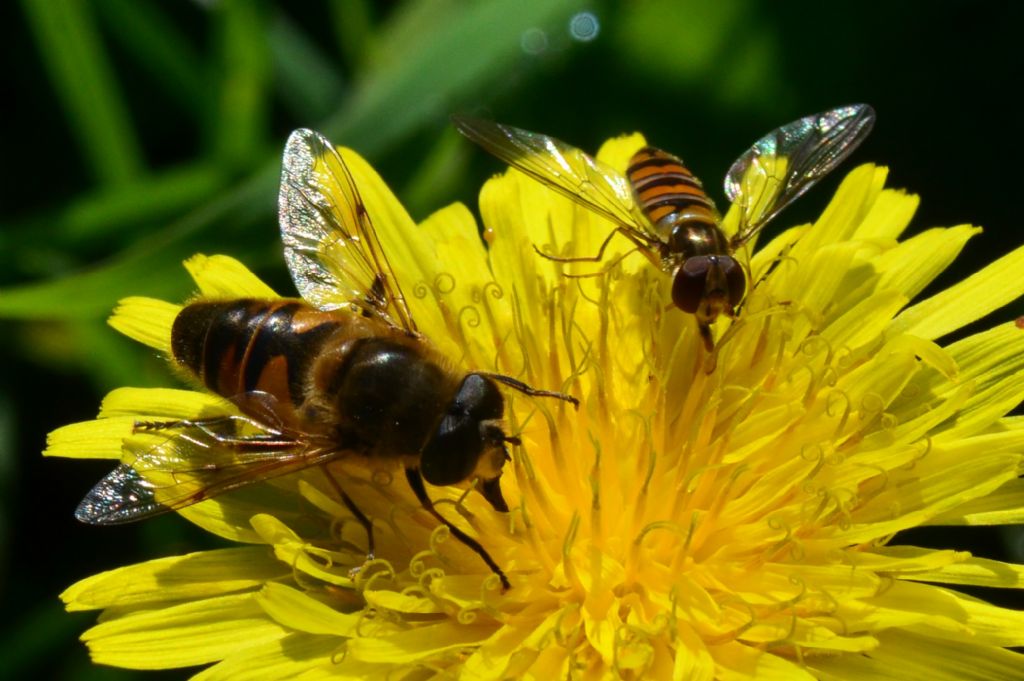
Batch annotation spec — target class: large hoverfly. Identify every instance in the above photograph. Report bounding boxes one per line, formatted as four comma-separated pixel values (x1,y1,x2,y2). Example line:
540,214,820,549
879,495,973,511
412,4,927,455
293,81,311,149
453,105,875,350
76,129,577,589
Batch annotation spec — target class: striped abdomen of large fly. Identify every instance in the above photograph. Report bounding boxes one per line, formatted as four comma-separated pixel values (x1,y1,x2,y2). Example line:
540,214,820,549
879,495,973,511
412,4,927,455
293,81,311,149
627,147,729,261
170,299,462,457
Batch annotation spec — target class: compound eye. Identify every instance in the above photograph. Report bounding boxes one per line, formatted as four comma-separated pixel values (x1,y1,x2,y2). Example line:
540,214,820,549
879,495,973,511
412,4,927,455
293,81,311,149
720,257,747,308
420,413,480,486
672,257,710,313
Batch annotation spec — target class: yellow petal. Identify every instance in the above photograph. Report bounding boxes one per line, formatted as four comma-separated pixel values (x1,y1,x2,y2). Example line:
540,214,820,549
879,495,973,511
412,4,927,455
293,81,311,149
852,187,920,240
945,591,1024,646
251,514,356,587
889,242,1024,340
44,417,134,460
779,240,872,321
873,225,980,300
177,484,317,545
62,548,287,611
363,589,442,615
481,172,605,393
345,621,496,664
98,387,233,419
798,164,888,250
193,633,339,681
710,641,818,681
929,477,1024,525
672,623,714,681
859,579,1024,646
461,624,535,681
108,296,180,353
820,289,908,351
82,593,289,669
596,132,646,171
841,455,1019,541
852,545,966,573
411,201,502,371
900,556,1024,589
810,630,1024,680
46,389,235,461
255,583,361,636
935,322,1024,440
185,254,278,299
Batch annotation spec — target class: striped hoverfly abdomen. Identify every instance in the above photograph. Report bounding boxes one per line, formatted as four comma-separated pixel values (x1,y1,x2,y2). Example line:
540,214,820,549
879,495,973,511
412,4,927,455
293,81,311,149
453,105,876,352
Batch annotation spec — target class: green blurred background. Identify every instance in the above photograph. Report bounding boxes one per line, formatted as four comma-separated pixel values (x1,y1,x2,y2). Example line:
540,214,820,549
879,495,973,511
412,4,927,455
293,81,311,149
3,1,1022,678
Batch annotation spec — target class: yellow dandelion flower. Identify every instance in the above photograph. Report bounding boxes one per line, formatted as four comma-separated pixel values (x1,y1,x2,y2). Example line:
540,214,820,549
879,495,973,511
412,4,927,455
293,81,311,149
48,126,1024,680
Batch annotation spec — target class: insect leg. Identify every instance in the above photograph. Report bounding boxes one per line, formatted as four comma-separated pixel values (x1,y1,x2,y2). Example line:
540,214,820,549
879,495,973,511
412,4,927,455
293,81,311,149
404,467,511,591
562,246,643,279
532,227,622,263
321,466,375,561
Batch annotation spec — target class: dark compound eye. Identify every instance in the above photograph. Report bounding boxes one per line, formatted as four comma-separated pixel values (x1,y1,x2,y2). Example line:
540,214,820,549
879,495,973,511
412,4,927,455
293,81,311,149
671,256,747,314
671,257,711,313
419,375,506,487
720,256,746,308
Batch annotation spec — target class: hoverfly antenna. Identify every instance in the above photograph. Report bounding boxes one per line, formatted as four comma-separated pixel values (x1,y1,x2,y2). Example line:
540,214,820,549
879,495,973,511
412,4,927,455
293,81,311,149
475,372,580,409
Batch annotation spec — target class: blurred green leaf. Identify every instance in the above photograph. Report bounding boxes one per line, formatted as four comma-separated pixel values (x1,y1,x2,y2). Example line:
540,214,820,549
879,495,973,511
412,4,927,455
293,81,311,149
18,320,172,391
21,0,144,186
329,0,374,72
0,250,188,321
616,0,741,81
365,0,458,70
269,11,346,121
0,0,582,322
716,29,792,112
93,0,207,121
0,171,272,320
614,0,789,111
55,163,228,244
214,0,272,169
325,0,584,154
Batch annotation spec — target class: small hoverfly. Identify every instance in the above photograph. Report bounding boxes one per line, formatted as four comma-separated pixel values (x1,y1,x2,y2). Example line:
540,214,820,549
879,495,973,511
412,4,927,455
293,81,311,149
453,105,875,351
76,129,577,590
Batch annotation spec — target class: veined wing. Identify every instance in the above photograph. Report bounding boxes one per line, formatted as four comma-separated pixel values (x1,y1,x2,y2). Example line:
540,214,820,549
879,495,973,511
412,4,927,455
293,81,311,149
452,115,659,248
75,416,336,525
279,129,417,334
725,104,876,246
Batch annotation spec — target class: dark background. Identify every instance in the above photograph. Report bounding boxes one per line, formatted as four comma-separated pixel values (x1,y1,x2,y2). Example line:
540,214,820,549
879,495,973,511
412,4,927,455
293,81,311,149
3,2,1022,678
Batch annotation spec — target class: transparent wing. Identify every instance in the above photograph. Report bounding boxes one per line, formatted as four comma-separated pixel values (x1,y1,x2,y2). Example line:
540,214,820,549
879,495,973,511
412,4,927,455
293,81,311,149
279,128,417,334
452,115,659,248
75,416,335,525
725,104,876,246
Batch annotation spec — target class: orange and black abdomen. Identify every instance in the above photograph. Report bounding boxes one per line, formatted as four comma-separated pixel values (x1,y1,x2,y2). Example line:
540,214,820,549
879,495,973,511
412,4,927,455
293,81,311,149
627,147,718,229
171,299,342,407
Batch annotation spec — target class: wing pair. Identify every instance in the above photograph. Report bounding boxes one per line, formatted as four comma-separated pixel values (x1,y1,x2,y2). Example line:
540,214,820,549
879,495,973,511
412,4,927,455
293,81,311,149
452,105,876,253
75,415,332,524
